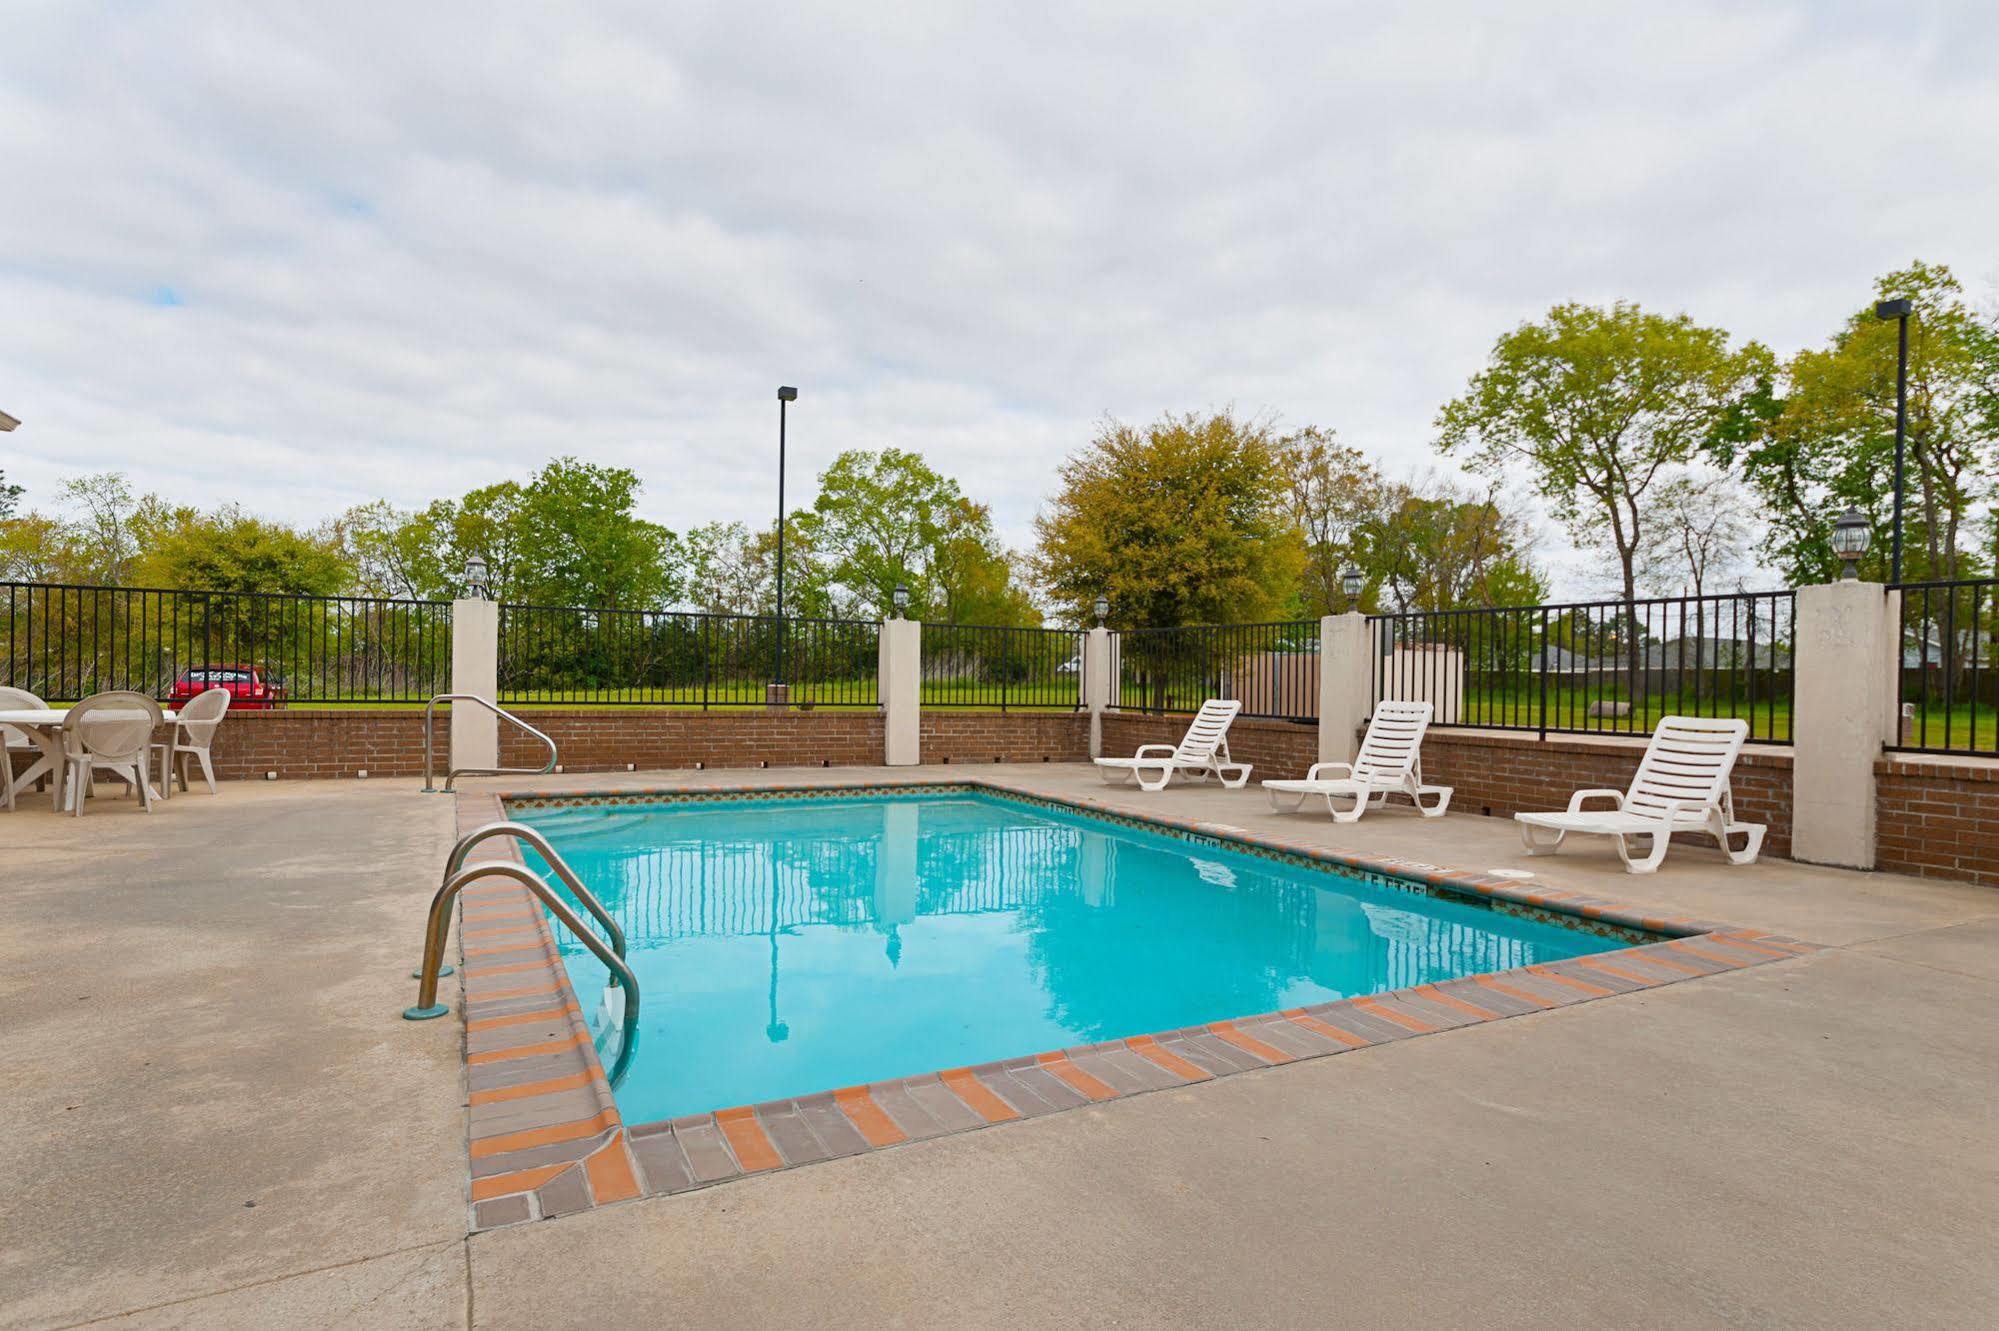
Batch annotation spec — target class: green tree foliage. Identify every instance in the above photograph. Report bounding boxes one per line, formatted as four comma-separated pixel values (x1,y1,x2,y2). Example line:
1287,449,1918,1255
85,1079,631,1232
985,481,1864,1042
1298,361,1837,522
1366,477,1545,613
796,448,1035,623
1437,301,1772,604
1035,410,1303,628
680,517,833,617
1280,428,1384,617
0,471,21,521
1718,261,1999,583
135,506,351,595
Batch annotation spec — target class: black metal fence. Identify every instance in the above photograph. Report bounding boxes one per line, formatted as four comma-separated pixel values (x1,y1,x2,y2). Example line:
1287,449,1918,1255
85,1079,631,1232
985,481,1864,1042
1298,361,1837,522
1116,620,1320,722
497,604,879,708
1891,578,1999,755
1,581,451,704
919,623,1084,710
1369,590,1797,743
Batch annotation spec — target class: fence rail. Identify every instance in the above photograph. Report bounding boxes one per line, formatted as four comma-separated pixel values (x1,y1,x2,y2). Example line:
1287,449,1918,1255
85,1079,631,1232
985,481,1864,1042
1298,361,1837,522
1,581,451,704
497,604,879,708
920,623,1083,710
1891,578,1999,755
1369,590,1797,743
1117,620,1320,722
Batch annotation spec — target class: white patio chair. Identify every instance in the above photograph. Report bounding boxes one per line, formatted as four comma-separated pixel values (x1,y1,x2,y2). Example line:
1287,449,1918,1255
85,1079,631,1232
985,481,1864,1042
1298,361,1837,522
0,685,47,812
1514,715,1765,874
1261,701,1452,823
62,691,165,817
1093,699,1252,791
153,685,230,797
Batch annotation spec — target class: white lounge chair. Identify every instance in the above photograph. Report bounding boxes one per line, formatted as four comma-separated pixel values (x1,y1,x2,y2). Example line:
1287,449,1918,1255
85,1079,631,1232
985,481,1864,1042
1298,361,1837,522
62,691,164,817
1094,699,1252,791
153,685,230,797
1515,715,1765,874
1261,701,1452,822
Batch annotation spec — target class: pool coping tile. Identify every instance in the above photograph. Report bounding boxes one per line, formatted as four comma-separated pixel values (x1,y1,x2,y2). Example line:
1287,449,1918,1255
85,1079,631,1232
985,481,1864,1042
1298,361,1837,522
450,777,1822,1231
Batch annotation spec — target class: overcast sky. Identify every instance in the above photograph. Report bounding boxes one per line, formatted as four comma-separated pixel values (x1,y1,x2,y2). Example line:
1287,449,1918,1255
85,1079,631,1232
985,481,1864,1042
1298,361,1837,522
4,1,1996,593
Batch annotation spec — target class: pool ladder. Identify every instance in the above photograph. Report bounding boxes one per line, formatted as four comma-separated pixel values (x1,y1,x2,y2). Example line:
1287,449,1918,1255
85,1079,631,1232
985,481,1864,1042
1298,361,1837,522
420,694,558,793
404,821,640,1087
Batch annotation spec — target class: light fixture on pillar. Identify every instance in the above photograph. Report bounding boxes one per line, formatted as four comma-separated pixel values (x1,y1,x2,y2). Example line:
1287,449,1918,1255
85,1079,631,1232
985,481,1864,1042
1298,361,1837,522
1093,594,1109,627
1830,509,1870,581
892,584,909,619
1341,567,1364,612
463,556,491,600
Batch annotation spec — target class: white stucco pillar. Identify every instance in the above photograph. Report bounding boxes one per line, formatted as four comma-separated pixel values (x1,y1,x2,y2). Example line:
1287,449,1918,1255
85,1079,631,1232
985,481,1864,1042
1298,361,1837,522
882,617,921,766
1082,626,1113,759
1791,580,1897,869
450,598,499,772
1319,613,1374,766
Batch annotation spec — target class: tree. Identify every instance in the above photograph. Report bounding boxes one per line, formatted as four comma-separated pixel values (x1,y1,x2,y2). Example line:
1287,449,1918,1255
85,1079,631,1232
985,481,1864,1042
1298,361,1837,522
1034,410,1304,628
0,471,21,521
1280,427,1385,616
1436,301,1772,604
680,517,833,618
796,448,1033,622
136,506,353,595
1637,469,1758,597
1367,476,1545,613
513,459,681,610
57,473,144,584
1719,261,1999,583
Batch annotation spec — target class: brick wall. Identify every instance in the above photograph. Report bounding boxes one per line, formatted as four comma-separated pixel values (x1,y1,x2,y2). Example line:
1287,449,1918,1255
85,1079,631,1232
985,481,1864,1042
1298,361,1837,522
502,709,883,773
1098,712,1320,781
207,710,438,781
921,710,1091,765
1876,754,1999,887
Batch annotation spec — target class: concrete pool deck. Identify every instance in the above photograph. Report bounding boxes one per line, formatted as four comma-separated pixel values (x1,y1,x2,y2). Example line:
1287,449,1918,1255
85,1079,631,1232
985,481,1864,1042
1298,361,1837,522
3,764,1997,1327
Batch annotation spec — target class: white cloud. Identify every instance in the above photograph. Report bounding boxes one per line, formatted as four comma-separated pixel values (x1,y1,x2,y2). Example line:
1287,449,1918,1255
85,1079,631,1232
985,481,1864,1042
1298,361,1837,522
3,0,1995,595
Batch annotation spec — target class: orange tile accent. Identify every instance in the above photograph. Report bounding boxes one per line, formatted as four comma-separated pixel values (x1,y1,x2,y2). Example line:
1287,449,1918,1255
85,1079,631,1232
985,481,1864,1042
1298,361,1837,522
470,1161,571,1202
470,1107,618,1159
1281,1009,1369,1048
1351,996,1434,1033
939,1069,1025,1122
465,1002,580,1034
1208,1021,1295,1064
465,980,563,1004
461,909,535,925
460,958,557,980
466,1030,590,1066
1702,934,1795,959
469,1070,592,1107
1413,984,1501,1022
584,1134,642,1204
1523,964,1615,997
714,1107,783,1171
465,939,555,958
1034,1052,1118,1101
1621,950,1705,976
1124,1036,1211,1082
834,1087,912,1144
1575,956,1666,987
1472,974,1556,1009
464,922,541,940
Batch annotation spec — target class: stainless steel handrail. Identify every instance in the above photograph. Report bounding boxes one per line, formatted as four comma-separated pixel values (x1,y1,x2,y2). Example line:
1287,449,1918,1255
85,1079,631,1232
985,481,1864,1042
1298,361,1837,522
404,860,640,1086
443,821,627,967
421,693,557,792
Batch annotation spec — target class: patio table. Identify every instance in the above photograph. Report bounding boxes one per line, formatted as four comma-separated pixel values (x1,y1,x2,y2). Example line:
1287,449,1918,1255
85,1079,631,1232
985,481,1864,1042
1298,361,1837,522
0,707,178,812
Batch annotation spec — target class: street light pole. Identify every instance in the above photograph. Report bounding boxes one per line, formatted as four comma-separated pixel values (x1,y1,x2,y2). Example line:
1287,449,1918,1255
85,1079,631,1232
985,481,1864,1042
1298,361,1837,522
1875,298,1913,583
775,386,798,685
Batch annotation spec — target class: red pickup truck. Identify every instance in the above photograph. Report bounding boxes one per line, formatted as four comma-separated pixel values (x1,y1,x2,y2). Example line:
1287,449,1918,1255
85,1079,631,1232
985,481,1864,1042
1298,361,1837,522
168,665,287,710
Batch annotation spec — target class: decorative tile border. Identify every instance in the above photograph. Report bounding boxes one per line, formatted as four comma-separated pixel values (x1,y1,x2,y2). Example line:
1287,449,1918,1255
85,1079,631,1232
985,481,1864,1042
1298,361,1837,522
449,777,1820,1231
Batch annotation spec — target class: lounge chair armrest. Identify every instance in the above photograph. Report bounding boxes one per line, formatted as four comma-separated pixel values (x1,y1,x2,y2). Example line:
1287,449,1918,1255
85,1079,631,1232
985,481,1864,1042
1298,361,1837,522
1132,745,1178,760
1305,762,1354,781
1566,789,1625,812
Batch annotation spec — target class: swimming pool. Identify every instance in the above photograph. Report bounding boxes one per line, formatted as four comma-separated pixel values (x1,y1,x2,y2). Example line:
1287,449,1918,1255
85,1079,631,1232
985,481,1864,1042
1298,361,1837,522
510,789,1628,1124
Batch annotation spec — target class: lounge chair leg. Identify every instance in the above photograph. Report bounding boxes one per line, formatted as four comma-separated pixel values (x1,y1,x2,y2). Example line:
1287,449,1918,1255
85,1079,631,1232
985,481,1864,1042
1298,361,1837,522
1326,791,1368,823
1615,831,1668,875
1217,765,1250,791
1137,766,1171,792
1416,787,1452,817
1519,823,1565,856
1718,823,1765,866
1269,787,1308,813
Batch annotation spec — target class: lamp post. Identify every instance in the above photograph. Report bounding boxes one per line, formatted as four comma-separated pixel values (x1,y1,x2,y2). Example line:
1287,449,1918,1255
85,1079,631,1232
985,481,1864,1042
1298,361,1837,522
1831,508,1870,581
462,556,491,600
1875,298,1913,583
1340,567,1364,613
891,584,909,620
775,386,798,686
1093,594,1109,628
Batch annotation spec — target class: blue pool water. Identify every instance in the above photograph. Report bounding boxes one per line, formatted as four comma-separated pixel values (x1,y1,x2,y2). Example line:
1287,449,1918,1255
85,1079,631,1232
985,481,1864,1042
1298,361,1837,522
511,791,1624,1123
